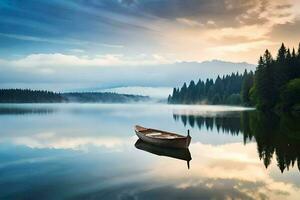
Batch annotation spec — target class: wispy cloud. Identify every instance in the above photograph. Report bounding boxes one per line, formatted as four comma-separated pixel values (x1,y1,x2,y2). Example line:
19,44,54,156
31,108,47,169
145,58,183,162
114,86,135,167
176,18,204,27
0,33,124,48
5,53,173,69
68,49,85,54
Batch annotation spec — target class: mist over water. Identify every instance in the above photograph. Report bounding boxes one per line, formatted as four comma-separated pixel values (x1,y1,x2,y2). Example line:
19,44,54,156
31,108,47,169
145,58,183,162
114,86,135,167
0,103,299,199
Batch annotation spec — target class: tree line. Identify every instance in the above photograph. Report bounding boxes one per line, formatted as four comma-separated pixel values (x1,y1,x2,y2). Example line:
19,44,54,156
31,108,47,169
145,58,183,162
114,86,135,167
168,42,300,111
0,89,64,103
0,89,149,103
250,43,300,111
168,71,253,105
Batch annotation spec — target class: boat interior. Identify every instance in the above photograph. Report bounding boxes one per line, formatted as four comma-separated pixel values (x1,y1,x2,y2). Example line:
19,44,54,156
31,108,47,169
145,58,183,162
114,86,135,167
136,126,186,139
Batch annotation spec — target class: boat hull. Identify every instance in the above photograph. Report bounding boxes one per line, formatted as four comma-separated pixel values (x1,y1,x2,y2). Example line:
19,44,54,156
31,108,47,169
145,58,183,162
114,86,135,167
135,126,191,149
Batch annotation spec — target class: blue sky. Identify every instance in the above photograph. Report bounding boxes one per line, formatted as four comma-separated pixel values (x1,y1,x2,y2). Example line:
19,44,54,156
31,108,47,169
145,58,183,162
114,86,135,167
0,0,299,91
0,1,141,57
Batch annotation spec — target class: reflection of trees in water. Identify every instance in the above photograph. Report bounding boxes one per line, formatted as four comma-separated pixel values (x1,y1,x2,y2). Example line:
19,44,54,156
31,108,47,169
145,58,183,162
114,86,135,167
243,112,300,173
173,113,241,136
173,111,300,173
0,107,55,115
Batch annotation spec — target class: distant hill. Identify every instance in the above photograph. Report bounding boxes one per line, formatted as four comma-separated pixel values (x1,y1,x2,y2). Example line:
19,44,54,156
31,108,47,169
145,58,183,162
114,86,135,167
0,89,150,103
62,92,150,103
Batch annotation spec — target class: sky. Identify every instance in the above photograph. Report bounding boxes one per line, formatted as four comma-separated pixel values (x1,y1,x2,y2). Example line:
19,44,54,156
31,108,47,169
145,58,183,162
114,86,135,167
0,0,300,92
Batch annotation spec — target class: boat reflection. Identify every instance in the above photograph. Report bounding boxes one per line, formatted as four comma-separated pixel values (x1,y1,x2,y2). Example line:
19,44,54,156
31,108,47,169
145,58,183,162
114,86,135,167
135,139,192,169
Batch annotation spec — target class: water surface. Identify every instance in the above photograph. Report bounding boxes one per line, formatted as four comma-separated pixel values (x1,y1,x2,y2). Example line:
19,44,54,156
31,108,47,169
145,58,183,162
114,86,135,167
0,103,299,200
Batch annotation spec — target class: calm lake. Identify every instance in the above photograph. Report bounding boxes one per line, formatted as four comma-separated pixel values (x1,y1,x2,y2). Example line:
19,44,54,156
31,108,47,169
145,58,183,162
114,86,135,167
0,103,299,199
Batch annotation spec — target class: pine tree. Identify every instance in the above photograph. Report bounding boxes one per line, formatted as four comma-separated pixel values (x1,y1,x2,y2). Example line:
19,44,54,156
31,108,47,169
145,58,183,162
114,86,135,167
275,43,289,90
298,43,300,58
297,43,300,77
214,75,223,98
241,70,254,105
196,79,205,103
180,83,188,103
292,48,296,58
264,49,276,108
187,80,196,103
277,43,287,63
253,51,275,109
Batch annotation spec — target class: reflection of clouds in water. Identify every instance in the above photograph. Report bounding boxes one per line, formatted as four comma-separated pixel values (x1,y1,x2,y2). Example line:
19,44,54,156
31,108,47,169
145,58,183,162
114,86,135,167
115,180,263,200
72,143,298,199
146,142,300,200
3,132,135,150
0,104,299,199
172,105,254,117
0,104,254,118
0,139,299,199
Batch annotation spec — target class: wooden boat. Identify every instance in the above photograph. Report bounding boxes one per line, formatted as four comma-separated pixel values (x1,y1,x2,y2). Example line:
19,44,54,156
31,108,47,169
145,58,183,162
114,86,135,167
134,125,191,149
135,139,192,169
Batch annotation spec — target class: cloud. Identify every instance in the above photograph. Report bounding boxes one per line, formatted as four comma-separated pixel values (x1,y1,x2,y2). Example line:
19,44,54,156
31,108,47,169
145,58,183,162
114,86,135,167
209,40,278,53
69,49,85,54
138,141,300,200
0,53,255,89
119,0,137,6
176,18,204,27
5,53,173,69
0,0,299,65
207,20,216,26
276,4,293,9
0,33,124,48
270,19,300,45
